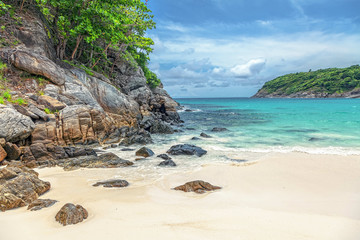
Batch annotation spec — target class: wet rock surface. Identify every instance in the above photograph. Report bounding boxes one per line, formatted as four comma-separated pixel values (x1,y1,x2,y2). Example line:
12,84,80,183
27,199,58,211
211,127,228,132
173,180,221,194
157,154,172,160
60,152,133,171
55,203,88,226
0,163,51,211
167,144,207,157
200,132,212,138
93,179,129,188
135,147,155,158
159,159,177,167
191,137,201,141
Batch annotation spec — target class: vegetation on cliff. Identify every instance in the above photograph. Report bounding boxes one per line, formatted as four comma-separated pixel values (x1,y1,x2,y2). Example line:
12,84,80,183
0,0,160,88
256,65,360,96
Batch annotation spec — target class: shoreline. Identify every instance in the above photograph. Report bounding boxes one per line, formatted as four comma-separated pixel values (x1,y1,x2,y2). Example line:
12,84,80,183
1,152,360,240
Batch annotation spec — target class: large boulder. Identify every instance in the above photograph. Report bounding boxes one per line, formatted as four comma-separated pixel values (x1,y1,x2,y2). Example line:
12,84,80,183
167,144,207,157
140,116,174,134
0,163,51,211
9,50,66,85
0,105,35,142
55,203,88,226
173,180,221,194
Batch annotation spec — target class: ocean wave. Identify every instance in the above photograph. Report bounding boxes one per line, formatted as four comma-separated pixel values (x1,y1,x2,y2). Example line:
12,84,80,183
208,145,360,156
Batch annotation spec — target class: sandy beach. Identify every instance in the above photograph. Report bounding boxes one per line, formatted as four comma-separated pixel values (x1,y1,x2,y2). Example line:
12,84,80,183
1,152,360,240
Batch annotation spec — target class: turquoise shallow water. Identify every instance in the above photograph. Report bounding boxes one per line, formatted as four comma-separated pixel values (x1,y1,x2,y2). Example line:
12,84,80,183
172,98,360,155
106,98,359,183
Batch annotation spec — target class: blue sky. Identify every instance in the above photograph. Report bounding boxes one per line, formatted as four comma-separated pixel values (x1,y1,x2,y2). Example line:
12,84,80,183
146,0,360,98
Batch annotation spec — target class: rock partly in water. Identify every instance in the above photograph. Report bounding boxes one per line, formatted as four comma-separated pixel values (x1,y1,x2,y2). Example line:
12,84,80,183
191,137,201,141
93,179,129,188
63,147,97,158
55,203,88,226
200,132,212,138
61,152,133,171
120,148,135,151
0,163,51,211
167,144,207,157
173,180,221,194
157,154,172,160
27,199,58,211
159,159,177,167
211,127,228,132
119,129,153,146
135,147,154,158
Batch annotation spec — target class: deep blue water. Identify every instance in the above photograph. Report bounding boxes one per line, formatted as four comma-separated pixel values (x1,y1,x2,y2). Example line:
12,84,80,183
174,98,360,155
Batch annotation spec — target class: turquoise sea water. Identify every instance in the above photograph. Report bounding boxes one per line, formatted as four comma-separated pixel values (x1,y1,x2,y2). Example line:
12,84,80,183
107,98,359,183
173,98,360,155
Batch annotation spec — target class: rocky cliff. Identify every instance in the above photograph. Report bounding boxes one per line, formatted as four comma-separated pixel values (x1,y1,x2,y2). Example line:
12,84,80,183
0,8,180,167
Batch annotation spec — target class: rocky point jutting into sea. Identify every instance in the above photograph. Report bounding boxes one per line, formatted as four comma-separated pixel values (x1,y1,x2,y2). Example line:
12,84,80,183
0,4,183,212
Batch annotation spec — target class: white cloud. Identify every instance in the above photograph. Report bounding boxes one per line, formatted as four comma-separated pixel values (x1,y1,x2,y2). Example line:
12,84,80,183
256,20,272,26
161,22,188,32
212,67,224,74
230,59,266,78
150,20,360,97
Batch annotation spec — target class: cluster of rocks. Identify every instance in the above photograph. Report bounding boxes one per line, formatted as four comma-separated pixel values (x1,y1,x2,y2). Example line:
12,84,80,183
0,142,221,227
0,162,50,211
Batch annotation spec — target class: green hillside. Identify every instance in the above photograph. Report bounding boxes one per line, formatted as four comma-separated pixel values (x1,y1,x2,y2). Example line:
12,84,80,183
259,65,360,96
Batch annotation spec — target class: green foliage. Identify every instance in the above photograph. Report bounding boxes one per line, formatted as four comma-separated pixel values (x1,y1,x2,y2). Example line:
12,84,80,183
0,96,4,104
44,108,52,114
14,97,26,105
0,60,7,88
2,90,11,101
34,0,155,73
129,48,160,88
261,65,360,95
0,60,6,74
0,1,11,16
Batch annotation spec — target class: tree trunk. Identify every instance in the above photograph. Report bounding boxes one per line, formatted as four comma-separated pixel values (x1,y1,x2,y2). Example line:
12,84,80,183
91,42,112,69
71,35,83,60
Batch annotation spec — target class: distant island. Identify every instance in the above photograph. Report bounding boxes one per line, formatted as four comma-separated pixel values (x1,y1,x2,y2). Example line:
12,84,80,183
253,65,360,98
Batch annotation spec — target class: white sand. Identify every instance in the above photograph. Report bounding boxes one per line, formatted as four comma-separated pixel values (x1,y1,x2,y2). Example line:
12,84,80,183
1,152,360,240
